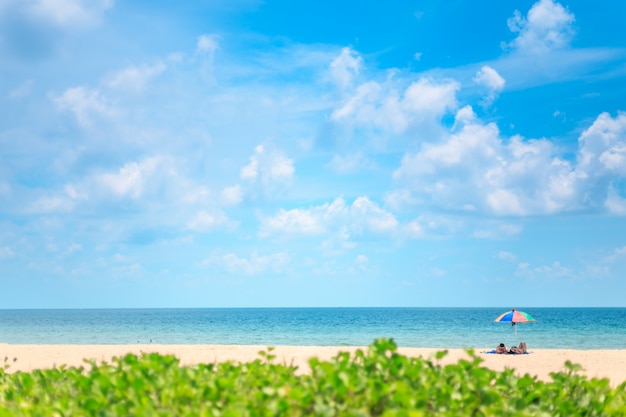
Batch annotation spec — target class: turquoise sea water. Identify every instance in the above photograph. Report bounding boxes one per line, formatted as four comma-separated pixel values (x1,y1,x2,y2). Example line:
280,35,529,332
0,308,624,349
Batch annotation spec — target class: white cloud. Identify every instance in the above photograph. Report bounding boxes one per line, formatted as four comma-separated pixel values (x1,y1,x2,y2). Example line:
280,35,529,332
403,78,459,117
96,157,161,199
221,185,243,206
331,77,459,134
30,196,74,213
52,86,114,126
64,184,88,201
394,106,502,180
240,154,258,180
487,189,525,216
506,0,575,55
9,80,35,99
603,246,626,263
112,253,131,263
106,62,166,92
327,152,374,174
516,260,571,278
197,34,220,54
186,210,233,232
25,0,113,28
239,145,295,197
473,222,523,239
384,189,419,212
416,214,465,236
329,47,362,89
474,66,505,92
262,206,326,235
430,267,446,277
394,107,626,216
404,220,423,238
576,112,626,213
605,186,626,215
354,254,368,270
111,262,142,277
67,243,82,254
25,183,89,214
498,251,517,262
351,196,398,233
577,112,626,176
260,196,398,237
0,246,15,259
321,227,356,255
205,251,289,275
182,187,210,204
473,66,505,106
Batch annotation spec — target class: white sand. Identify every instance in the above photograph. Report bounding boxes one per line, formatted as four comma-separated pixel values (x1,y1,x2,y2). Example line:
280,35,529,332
1,344,625,387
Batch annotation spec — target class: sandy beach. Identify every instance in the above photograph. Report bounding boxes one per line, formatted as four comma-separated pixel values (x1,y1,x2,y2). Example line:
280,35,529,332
1,344,625,387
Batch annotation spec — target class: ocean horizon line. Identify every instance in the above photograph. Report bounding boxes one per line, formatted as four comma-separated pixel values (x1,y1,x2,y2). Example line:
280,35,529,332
2,306,625,311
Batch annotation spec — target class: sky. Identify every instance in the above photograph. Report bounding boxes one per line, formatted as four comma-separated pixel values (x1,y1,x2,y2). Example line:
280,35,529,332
1,0,625,308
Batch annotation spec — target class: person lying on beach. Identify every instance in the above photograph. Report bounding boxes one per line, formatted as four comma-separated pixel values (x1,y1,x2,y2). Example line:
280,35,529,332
496,343,507,354
509,342,527,354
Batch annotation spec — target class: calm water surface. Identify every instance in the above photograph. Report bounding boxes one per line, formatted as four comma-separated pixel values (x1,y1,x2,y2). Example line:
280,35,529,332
0,308,624,349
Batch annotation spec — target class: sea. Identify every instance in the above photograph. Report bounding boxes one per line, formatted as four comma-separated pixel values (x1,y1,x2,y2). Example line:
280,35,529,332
0,308,624,349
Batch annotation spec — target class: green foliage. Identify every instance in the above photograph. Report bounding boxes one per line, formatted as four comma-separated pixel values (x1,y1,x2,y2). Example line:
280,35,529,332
1,339,625,416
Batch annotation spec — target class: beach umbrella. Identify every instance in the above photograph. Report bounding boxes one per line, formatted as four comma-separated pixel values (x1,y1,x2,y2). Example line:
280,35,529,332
494,308,535,342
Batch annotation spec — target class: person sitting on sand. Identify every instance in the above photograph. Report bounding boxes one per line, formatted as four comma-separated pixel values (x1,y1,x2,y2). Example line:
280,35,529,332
509,342,527,354
496,343,507,354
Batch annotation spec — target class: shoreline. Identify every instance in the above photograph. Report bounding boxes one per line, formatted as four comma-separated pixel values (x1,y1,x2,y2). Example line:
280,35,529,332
2,344,625,387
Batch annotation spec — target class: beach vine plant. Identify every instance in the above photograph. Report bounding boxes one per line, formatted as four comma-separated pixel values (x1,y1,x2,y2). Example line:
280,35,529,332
0,338,625,416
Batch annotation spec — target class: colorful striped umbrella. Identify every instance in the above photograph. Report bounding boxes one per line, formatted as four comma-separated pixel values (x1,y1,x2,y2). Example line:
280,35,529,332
495,308,535,342
494,308,535,324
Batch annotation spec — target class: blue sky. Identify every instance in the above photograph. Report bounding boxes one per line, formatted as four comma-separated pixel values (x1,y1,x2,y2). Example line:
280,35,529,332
1,0,625,308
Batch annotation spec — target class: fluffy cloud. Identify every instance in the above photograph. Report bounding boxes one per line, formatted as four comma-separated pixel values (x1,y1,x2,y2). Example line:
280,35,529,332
473,66,505,106
204,251,289,275
262,206,326,235
241,145,294,182
96,157,162,199
354,254,368,271
105,62,166,92
0,0,111,61
186,210,234,232
516,260,571,279
327,152,375,174
473,222,523,239
260,196,398,237
30,195,75,213
394,108,626,216
605,187,626,215
498,251,517,262
329,47,362,90
506,0,575,55
577,112,626,176
14,0,113,28
395,106,502,176
52,86,115,126
351,196,399,233
239,145,295,198
197,34,220,54
331,77,459,134
221,185,243,206
576,112,626,214
603,246,626,263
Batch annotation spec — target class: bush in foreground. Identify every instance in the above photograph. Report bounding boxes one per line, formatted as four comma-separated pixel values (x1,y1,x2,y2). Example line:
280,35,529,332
1,338,625,416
